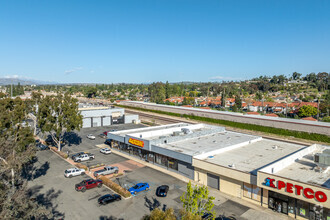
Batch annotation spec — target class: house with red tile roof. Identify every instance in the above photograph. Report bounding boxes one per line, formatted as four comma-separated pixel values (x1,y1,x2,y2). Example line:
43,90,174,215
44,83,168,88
265,113,279,117
301,116,317,121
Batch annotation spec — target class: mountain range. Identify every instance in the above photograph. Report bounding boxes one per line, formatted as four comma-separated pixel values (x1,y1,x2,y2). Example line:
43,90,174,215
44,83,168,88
0,77,57,85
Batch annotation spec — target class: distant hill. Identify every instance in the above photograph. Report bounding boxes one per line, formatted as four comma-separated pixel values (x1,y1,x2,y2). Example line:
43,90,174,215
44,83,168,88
0,77,57,85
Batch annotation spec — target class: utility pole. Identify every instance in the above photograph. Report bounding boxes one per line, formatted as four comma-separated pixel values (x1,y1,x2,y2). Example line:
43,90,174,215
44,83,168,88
317,98,320,121
11,84,13,97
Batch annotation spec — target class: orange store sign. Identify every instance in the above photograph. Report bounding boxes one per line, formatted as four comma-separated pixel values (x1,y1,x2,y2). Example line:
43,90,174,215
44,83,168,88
128,138,144,148
263,177,327,203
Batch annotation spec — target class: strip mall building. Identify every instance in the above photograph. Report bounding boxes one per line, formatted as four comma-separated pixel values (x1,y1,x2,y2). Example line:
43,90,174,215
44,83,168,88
107,123,330,220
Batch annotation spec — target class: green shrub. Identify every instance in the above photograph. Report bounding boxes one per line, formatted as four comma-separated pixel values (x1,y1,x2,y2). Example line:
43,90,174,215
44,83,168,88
98,176,131,198
75,163,88,171
117,104,330,143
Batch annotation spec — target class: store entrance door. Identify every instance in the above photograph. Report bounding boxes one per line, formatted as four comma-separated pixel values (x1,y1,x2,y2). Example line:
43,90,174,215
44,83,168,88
309,211,323,220
268,191,288,215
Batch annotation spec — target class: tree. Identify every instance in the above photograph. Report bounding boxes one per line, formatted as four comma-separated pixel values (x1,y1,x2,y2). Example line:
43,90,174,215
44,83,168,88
37,93,83,151
142,208,176,220
165,81,170,99
0,97,53,219
298,105,318,117
221,90,226,107
292,72,302,80
85,87,97,98
235,95,242,110
180,181,215,219
0,92,6,98
255,91,263,101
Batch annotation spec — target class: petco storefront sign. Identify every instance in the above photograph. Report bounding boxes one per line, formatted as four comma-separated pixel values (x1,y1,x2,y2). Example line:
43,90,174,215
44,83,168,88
263,177,327,203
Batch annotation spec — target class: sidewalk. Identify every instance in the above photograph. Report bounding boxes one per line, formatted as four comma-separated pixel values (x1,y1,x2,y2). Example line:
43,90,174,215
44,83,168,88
108,147,293,220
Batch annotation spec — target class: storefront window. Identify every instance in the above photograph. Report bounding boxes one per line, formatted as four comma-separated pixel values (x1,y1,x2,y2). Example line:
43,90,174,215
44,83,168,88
147,153,154,163
155,154,168,167
243,183,252,199
323,208,330,220
132,147,142,158
297,199,309,218
252,185,261,202
288,198,295,215
309,203,324,220
168,157,178,170
243,183,261,202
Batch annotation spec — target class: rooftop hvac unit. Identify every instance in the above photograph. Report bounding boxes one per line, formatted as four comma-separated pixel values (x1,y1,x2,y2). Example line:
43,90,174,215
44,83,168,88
314,151,330,166
181,128,192,134
173,131,183,136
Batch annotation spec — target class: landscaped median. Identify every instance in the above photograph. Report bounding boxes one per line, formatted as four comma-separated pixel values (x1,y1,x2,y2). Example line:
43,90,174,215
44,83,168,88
98,176,132,198
49,146,69,159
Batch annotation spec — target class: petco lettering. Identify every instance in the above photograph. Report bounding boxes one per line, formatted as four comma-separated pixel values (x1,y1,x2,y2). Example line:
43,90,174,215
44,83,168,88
263,178,327,203
128,138,144,148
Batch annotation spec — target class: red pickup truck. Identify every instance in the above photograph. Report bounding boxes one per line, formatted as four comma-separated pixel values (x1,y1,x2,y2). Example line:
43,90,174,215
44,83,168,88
75,179,102,192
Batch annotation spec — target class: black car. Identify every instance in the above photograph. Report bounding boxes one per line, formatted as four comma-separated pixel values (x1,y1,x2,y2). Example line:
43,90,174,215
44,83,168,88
156,185,169,197
98,194,121,205
36,144,49,151
71,152,85,160
99,134,107,139
202,213,215,220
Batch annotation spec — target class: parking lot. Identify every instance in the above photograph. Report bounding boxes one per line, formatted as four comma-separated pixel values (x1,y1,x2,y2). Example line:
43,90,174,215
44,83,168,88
29,124,288,220
28,124,188,219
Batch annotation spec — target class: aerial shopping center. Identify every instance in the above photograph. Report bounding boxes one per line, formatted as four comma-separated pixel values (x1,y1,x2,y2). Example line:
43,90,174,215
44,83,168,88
107,123,330,220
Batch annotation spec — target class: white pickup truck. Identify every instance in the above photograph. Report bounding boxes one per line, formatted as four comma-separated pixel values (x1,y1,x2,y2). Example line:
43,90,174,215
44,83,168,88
74,153,95,162
64,168,85,178
93,166,119,177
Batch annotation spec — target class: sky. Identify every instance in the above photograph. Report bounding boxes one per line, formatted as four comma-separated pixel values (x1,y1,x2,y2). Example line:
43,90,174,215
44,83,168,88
0,0,330,84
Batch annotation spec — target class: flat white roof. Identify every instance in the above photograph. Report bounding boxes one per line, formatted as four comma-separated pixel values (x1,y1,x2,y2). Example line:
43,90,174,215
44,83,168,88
158,130,260,157
78,106,111,111
275,146,330,188
200,139,307,175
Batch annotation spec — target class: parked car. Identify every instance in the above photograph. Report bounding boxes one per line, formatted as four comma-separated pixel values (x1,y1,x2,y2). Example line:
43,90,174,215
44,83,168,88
75,179,102,192
64,168,85,178
74,153,95,162
98,194,121,205
202,213,215,220
99,134,107,139
128,183,150,195
45,137,65,147
36,143,49,151
71,152,86,160
87,134,96,140
100,148,111,154
93,166,119,177
104,139,112,146
103,131,108,136
156,185,169,197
